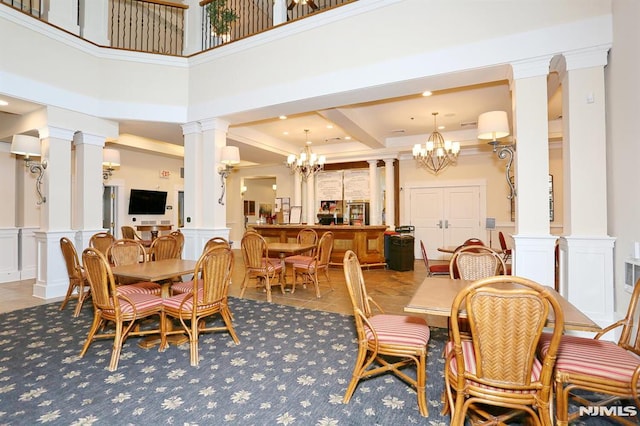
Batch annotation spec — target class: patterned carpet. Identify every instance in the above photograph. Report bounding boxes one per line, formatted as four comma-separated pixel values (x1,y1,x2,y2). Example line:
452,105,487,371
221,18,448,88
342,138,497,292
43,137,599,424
0,298,624,425
0,298,450,425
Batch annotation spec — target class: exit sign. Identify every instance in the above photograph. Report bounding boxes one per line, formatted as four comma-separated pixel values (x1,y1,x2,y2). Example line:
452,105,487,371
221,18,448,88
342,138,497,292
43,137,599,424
160,170,171,179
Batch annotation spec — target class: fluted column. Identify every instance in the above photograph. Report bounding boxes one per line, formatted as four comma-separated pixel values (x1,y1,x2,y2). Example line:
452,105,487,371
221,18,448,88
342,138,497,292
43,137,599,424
305,174,315,224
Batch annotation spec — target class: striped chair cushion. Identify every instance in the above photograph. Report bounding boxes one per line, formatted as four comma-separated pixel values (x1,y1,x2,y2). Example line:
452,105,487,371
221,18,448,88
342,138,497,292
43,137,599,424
260,259,282,272
364,314,430,347
163,290,221,312
116,281,162,296
103,293,163,315
539,333,640,383
284,255,313,265
445,340,542,393
171,279,203,294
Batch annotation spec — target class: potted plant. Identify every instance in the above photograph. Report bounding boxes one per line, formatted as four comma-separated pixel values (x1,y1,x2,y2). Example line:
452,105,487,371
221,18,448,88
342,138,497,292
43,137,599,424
207,0,238,42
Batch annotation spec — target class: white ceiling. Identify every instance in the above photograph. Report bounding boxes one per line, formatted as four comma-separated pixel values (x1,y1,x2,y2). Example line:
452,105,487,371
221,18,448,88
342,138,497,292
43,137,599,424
0,75,562,166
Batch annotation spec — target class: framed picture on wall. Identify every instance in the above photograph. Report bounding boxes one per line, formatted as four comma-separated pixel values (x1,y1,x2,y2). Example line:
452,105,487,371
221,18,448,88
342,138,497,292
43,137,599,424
289,206,302,224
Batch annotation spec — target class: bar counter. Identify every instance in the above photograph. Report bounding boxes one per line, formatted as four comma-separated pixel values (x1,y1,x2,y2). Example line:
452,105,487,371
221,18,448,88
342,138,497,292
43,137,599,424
249,224,387,267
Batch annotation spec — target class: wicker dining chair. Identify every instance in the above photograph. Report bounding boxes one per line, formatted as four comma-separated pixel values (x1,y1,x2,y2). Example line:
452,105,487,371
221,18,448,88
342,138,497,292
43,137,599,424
290,231,334,298
538,279,640,425
420,239,450,276
170,237,231,295
89,232,115,258
342,250,431,417
169,230,185,258
449,245,506,280
240,231,284,303
445,275,564,426
161,246,240,366
121,225,152,247
149,235,179,261
80,247,163,371
284,228,318,281
106,239,162,296
59,237,91,317
498,231,512,262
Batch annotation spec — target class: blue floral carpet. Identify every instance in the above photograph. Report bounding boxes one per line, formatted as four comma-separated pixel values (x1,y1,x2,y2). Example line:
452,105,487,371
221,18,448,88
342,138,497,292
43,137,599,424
0,298,624,425
0,298,450,425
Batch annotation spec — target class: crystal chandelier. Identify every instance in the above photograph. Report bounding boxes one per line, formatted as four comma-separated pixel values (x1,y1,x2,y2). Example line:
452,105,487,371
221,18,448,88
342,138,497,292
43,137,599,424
412,112,461,174
287,130,326,181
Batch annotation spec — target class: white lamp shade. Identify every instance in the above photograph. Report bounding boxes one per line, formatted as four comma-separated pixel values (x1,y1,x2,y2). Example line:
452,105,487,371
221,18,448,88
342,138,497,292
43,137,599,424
11,134,41,157
477,110,510,140
103,148,121,167
220,146,240,165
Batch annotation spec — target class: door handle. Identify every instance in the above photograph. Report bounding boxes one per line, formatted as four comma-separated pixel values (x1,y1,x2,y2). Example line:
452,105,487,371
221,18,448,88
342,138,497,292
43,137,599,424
437,220,443,229
444,220,449,229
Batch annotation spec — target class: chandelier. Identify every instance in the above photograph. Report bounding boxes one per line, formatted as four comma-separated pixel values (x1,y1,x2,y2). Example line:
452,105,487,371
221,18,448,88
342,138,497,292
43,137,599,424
287,129,326,181
412,112,460,174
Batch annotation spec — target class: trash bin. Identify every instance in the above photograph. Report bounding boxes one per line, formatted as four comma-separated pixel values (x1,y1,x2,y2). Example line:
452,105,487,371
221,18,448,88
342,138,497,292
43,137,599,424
384,230,399,264
388,234,415,271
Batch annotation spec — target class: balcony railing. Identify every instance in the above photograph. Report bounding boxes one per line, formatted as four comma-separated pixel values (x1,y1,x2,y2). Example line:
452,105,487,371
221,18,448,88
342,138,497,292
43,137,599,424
3,0,356,56
200,0,356,50
109,0,187,55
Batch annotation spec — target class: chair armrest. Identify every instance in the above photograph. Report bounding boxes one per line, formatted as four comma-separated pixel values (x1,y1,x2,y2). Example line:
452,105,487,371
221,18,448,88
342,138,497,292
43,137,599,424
594,319,625,340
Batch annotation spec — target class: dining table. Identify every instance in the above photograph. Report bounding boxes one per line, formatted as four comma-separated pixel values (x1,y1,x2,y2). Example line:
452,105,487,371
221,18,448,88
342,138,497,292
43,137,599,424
136,224,173,241
267,242,316,290
404,277,601,332
438,245,503,254
112,258,197,348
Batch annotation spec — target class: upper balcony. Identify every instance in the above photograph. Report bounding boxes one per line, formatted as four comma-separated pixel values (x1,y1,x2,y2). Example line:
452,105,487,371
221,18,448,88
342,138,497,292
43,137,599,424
3,0,357,56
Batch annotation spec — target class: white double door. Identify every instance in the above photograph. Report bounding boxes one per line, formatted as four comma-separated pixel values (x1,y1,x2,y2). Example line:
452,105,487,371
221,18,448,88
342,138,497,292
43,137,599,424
409,185,483,261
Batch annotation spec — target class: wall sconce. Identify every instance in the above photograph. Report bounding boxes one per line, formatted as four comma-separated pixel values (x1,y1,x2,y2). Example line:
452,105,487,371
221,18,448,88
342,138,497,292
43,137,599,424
102,148,120,180
272,184,277,195
241,185,247,196
477,111,516,200
11,134,47,205
218,146,240,205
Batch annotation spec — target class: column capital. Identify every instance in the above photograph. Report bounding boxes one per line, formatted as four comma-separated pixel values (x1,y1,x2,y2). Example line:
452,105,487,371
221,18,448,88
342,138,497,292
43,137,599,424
182,121,201,135
200,118,230,133
509,55,553,81
38,126,75,141
73,132,106,147
562,45,610,71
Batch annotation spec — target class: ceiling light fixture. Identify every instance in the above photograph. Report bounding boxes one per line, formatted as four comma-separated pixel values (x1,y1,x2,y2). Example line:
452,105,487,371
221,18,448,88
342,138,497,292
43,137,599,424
412,112,460,174
287,129,326,181
477,110,516,199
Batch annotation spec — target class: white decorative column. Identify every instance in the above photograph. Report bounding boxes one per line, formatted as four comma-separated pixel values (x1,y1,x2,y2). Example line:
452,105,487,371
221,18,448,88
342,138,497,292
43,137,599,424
73,132,106,249
305,174,315,224
273,0,288,25
559,47,614,328
34,126,75,299
200,118,229,229
181,121,203,260
46,0,80,35
80,0,109,45
383,158,395,228
293,172,302,209
368,160,379,225
510,57,557,285
183,0,203,55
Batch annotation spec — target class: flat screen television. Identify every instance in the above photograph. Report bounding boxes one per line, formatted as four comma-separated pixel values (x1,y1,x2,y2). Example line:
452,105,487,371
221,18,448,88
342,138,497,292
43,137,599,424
127,189,167,215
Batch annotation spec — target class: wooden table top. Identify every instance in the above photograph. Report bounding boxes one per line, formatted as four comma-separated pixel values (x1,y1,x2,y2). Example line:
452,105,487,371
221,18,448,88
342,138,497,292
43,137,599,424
111,258,196,282
136,225,173,232
404,277,601,332
267,242,316,256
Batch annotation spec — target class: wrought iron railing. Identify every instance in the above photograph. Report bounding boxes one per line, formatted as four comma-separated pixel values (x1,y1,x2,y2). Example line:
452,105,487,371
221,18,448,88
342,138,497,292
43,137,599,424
109,0,187,55
200,0,356,50
3,0,357,55
2,0,42,18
